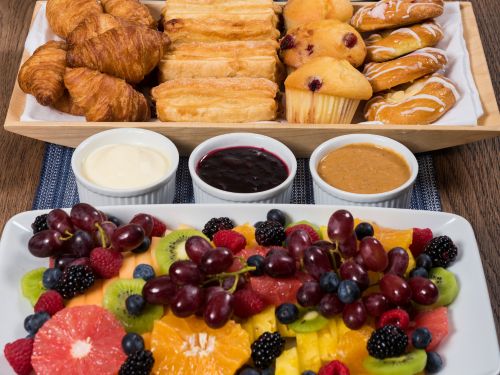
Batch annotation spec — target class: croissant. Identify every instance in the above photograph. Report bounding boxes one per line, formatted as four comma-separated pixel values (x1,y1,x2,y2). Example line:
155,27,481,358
52,91,86,116
67,26,170,83
18,41,67,106
67,13,131,47
101,0,156,28
64,67,150,121
46,0,102,38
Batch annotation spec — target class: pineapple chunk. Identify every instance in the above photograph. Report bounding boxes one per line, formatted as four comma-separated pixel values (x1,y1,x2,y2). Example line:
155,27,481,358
250,306,276,339
241,319,254,343
336,316,351,337
276,347,300,375
320,225,328,241
318,326,337,362
277,322,296,337
296,332,321,373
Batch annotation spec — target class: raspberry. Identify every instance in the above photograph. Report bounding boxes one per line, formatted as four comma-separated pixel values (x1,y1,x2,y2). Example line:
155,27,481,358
90,247,123,278
251,332,285,369
233,289,267,319
119,350,154,375
285,224,320,243
424,235,457,268
213,230,246,254
150,216,167,237
31,214,48,234
4,338,34,375
255,221,285,246
55,265,95,299
377,309,410,330
318,360,350,375
34,290,65,316
367,325,408,359
409,228,433,257
202,217,234,240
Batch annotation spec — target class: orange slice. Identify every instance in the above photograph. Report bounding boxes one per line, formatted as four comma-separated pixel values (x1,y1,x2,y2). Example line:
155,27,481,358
151,312,251,375
333,325,373,374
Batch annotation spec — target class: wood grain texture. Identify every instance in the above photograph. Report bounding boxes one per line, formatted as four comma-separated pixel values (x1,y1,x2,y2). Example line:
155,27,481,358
0,0,498,339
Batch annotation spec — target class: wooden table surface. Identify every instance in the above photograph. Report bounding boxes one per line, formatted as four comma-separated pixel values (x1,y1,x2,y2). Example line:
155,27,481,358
0,0,498,339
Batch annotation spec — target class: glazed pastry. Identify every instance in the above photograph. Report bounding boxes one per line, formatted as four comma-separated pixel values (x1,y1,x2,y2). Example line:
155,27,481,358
18,41,67,106
64,67,150,122
163,18,280,43
159,41,282,82
283,0,353,30
351,0,444,32
364,73,459,124
280,20,366,69
67,26,170,84
363,47,447,92
46,0,102,38
52,91,85,116
152,78,278,122
284,57,372,124
366,21,443,62
101,0,156,28
67,14,130,47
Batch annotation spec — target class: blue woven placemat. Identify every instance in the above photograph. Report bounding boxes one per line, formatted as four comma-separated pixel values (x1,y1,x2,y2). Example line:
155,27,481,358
32,143,441,210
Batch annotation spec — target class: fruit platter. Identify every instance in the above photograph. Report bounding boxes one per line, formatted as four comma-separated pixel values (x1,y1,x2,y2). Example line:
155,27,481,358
0,203,498,375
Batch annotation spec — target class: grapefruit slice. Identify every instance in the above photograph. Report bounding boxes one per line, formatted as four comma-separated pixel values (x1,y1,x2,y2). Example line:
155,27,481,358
32,305,126,375
413,307,449,351
250,274,304,306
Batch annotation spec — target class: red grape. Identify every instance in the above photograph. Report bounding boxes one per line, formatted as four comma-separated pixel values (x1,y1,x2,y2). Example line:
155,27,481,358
70,203,103,232
69,257,91,268
54,256,76,270
67,230,94,257
93,221,117,248
200,248,233,275
130,214,154,237
171,285,204,317
204,286,225,304
327,210,354,242
318,294,344,317
303,246,332,280
222,275,247,291
185,236,213,264
362,293,390,317
142,276,177,305
409,277,439,305
339,233,358,259
204,291,234,328
47,209,73,235
169,260,202,286
359,237,388,272
339,259,369,290
264,252,296,278
380,273,412,305
28,230,64,257
286,229,312,260
385,247,409,276
296,281,323,307
111,224,145,252
343,300,367,329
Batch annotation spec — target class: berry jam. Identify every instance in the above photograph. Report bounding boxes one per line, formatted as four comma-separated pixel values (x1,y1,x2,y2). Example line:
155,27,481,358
196,147,289,193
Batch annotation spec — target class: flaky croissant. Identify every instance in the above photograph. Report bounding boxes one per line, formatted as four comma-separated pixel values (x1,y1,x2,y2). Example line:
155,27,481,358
101,0,157,28
64,67,150,121
46,0,102,38
67,26,170,83
67,13,131,47
18,41,67,106
52,91,86,116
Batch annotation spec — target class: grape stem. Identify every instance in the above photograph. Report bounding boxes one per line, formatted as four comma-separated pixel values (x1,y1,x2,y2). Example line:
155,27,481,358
95,223,108,248
228,274,240,294
59,231,73,241
328,240,341,274
202,265,256,286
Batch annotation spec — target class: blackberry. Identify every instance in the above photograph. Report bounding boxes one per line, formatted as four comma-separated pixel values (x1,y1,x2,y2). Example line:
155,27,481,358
367,325,408,359
202,217,234,240
255,221,285,246
119,350,154,375
251,332,285,369
31,214,48,234
55,265,95,299
424,235,457,268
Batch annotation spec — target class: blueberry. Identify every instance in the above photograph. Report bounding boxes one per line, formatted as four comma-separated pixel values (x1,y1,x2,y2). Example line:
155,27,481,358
132,236,151,254
121,332,145,355
425,351,443,373
247,255,265,276
412,327,432,349
416,254,433,270
133,264,155,281
238,367,260,375
266,209,286,227
261,367,275,375
337,280,360,304
409,267,429,279
42,268,62,289
319,272,340,293
24,312,50,335
355,222,374,240
126,294,146,316
107,215,122,227
275,303,299,324
302,371,317,375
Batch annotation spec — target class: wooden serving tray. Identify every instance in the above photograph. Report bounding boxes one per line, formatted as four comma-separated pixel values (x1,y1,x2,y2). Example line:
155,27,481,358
4,1,500,156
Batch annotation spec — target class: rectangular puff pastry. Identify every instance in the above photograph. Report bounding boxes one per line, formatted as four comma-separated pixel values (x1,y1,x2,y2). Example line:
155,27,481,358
152,77,278,123
158,41,283,82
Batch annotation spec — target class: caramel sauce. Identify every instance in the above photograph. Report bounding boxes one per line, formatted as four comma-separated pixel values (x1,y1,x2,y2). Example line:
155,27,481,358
317,143,411,194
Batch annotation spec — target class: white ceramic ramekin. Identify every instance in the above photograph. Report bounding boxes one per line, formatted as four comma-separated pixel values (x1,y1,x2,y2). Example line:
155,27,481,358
71,128,179,206
309,134,419,208
188,133,297,203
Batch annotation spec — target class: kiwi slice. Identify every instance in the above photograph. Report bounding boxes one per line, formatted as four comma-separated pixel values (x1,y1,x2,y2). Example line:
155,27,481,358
416,267,459,311
289,310,329,333
21,267,47,306
363,349,427,375
103,279,163,333
155,229,208,274
287,220,322,240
